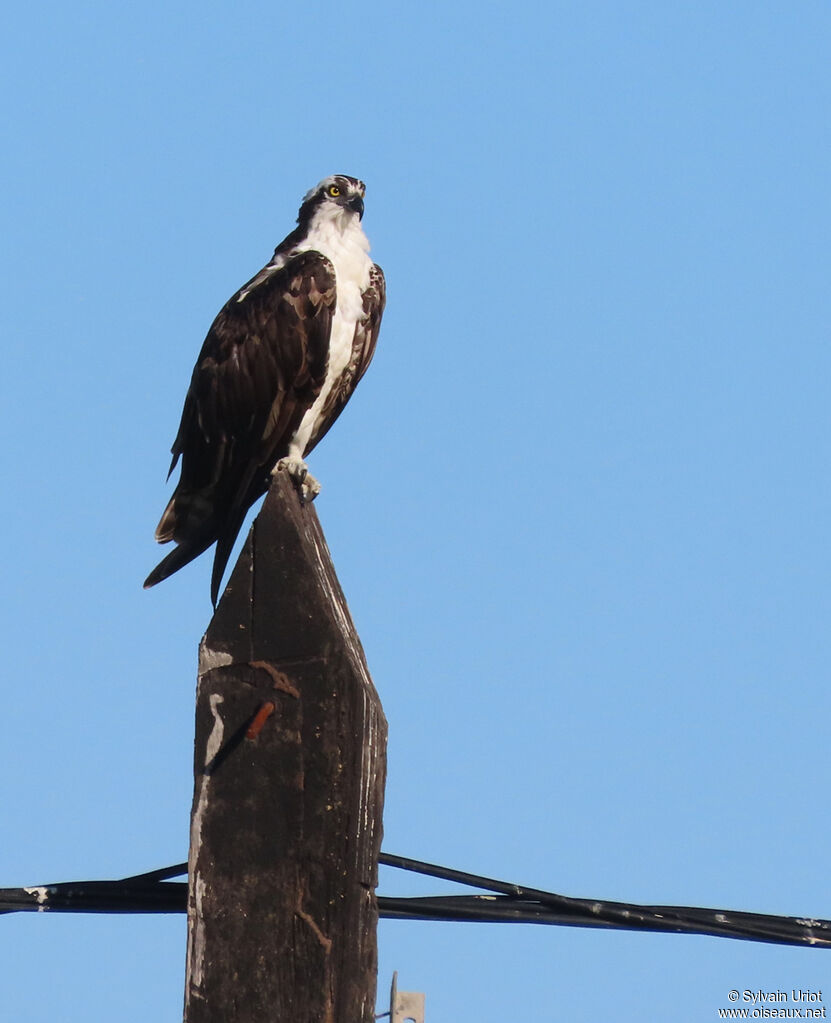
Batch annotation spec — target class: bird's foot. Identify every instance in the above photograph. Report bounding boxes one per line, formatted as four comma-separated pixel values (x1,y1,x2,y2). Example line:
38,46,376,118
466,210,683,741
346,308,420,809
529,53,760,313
273,456,321,504
297,473,321,504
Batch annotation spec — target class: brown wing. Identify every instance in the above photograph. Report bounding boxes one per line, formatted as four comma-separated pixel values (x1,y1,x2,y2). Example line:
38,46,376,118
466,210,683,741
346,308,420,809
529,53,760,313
144,250,336,601
305,263,386,454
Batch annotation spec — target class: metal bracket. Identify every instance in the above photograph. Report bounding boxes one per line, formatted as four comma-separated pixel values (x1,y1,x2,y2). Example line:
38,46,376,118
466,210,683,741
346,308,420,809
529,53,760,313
376,971,425,1023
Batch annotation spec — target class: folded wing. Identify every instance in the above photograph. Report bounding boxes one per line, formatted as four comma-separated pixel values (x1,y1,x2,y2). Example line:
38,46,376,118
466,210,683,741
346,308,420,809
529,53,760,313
144,251,337,602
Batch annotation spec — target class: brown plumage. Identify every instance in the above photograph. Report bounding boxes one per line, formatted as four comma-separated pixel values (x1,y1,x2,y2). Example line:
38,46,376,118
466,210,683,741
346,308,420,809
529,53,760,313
144,175,385,604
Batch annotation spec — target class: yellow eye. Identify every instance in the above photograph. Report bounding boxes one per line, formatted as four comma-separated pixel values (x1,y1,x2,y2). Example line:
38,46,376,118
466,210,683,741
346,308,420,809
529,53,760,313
328,184,341,197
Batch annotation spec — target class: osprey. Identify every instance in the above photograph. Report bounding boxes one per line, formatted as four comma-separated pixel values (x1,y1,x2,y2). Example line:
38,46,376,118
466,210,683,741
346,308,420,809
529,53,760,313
144,174,385,604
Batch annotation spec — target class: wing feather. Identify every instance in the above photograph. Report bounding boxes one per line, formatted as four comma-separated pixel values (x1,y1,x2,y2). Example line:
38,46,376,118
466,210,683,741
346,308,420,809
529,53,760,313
145,251,336,600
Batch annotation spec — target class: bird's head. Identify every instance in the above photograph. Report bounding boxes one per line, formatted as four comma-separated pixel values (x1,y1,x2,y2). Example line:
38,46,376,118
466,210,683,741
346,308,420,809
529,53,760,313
298,175,366,228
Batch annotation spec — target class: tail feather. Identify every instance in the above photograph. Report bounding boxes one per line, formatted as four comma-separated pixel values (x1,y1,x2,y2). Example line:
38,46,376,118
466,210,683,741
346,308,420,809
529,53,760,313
146,470,264,602
146,484,228,592
144,506,250,606
209,509,250,607
153,496,178,543
143,532,216,591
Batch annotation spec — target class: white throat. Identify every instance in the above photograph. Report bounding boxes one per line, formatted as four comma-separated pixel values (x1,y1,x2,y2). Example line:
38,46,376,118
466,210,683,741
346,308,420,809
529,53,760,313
302,206,373,310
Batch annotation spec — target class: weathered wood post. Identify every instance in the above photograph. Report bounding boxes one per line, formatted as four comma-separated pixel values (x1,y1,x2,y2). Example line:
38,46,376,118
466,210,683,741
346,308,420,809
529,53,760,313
184,468,387,1022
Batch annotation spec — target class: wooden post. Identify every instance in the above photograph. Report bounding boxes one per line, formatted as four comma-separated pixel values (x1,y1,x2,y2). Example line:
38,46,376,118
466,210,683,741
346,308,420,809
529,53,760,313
184,469,387,1023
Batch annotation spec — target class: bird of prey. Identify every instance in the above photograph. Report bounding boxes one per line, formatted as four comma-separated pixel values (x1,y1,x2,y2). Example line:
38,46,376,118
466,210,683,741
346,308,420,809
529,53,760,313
144,174,385,605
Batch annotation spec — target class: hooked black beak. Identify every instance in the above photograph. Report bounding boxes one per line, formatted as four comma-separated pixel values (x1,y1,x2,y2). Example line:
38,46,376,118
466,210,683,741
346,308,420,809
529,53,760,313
346,195,364,219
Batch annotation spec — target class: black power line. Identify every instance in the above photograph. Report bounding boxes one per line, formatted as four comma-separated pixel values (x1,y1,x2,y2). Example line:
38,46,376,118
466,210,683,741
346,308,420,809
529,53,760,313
2,852,829,950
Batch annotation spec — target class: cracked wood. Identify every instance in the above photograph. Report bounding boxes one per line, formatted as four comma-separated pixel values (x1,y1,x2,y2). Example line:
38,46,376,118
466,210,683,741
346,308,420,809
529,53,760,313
184,471,387,1023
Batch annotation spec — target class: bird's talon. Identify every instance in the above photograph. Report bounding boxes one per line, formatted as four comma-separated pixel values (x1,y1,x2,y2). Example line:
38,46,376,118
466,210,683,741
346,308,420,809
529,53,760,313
274,456,320,502
299,475,321,504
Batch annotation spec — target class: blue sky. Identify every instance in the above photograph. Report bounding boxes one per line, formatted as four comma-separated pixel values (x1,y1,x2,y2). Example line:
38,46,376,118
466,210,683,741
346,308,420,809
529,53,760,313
2,1,830,1019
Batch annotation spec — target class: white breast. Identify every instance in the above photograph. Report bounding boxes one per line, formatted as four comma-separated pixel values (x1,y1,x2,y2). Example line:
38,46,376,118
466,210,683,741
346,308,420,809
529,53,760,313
289,209,374,455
